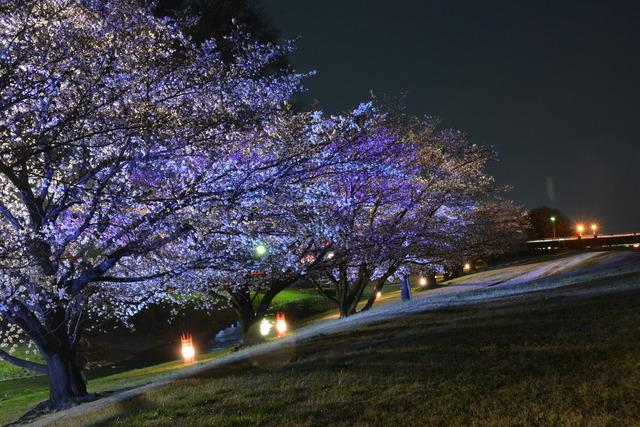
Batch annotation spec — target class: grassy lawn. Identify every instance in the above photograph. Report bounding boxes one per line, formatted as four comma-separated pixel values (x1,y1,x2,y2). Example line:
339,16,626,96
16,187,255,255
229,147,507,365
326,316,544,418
0,346,43,381
0,288,339,425
55,280,640,426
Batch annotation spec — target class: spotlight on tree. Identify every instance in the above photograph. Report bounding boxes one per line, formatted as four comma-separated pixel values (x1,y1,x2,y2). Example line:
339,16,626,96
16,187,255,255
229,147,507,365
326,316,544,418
255,243,268,257
260,318,272,336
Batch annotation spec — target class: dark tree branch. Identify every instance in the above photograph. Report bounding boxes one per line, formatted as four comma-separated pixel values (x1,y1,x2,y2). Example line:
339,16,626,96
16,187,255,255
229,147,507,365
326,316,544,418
0,349,48,374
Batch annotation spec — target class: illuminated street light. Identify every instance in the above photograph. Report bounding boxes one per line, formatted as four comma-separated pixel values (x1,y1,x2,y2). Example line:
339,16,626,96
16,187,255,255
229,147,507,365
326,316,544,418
550,216,556,239
591,224,598,237
181,333,195,365
576,224,584,237
259,318,272,336
275,312,287,337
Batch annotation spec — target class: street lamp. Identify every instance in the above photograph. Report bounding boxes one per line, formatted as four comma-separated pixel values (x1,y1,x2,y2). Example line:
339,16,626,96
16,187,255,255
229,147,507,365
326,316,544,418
576,224,584,238
254,243,268,257
591,223,598,237
550,216,556,239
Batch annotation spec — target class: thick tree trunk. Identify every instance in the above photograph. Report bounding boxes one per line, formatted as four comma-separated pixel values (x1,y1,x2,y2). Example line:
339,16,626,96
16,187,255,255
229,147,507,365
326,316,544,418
46,351,87,408
235,307,259,345
360,267,397,313
229,278,297,345
338,299,352,318
4,301,89,409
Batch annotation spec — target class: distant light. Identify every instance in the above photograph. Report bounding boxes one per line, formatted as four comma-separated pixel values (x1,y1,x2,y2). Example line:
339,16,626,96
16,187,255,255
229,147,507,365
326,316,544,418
259,319,272,336
301,254,315,264
463,263,471,272
577,225,584,235
634,243,639,249
376,291,382,300
275,312,287,336
550,216,556,222
419,277,427,286
255,243,268,257
591,224,597,232
181,333,195,365
326,251,335,259
547,246,552,250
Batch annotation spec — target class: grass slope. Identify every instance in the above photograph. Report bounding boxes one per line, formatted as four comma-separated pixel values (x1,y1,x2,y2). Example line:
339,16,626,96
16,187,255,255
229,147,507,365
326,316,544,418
53,277,640,426
0,289,333,425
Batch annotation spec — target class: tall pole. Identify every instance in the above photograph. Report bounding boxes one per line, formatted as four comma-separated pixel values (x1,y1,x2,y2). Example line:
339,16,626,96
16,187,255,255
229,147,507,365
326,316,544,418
550,216,556,239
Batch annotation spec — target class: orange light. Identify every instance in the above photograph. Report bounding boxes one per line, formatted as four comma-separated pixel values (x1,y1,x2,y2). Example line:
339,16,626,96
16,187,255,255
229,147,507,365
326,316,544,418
275,312,287,337
591,224,597,232
577,225,584,235
181,333,195,365
375,291,382,300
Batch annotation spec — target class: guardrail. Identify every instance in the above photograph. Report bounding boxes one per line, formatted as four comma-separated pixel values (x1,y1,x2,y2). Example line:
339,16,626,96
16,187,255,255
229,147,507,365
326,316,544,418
527,232,640,250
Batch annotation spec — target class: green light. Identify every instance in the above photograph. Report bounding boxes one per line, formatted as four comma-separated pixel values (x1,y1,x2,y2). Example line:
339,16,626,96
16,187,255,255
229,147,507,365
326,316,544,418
255,243,268,257
550,216,556,222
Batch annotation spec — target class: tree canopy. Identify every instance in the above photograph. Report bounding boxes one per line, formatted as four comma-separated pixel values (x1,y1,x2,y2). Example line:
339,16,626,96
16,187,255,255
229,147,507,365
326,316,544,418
0,0,527,410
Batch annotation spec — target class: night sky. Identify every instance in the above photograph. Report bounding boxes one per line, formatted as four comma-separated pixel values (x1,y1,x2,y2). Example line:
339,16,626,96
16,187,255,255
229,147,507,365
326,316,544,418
264,0,640,232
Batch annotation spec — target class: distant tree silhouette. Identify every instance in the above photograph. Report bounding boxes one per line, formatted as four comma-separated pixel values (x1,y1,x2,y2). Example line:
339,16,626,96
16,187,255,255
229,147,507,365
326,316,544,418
528,206,572,239
157,1,289,74
157,0,279,43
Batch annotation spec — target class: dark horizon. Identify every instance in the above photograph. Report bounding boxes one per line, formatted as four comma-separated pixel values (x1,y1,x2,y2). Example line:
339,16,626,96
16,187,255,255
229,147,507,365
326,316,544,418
265,0,640,233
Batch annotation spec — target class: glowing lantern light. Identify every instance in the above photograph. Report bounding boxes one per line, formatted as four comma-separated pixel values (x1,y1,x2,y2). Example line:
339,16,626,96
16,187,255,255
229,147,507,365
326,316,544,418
326,251,335,259
375,291,382,300
181,333,195,365
260,318,272,336
275,312,288,337
419,277,427,286
463,263,471,272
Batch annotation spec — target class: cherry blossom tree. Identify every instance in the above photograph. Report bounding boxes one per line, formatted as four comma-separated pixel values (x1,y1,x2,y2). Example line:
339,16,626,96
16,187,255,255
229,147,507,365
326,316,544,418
306,105,522,316
0,0,301,408
176,110,366,343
